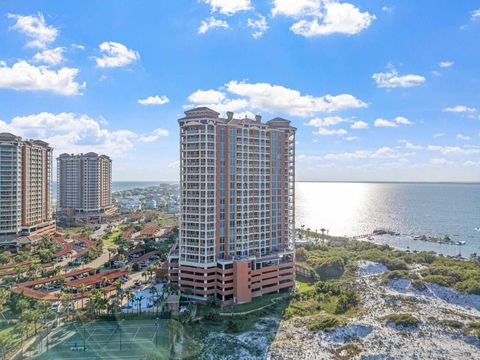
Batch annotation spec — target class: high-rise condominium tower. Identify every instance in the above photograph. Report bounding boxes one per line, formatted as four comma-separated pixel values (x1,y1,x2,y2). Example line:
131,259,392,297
169,107,296,304
0,133,55,242
57,153,112,216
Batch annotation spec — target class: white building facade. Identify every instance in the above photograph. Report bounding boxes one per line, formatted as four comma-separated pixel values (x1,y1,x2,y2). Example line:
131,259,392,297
57,153,112,215
0,133,55,241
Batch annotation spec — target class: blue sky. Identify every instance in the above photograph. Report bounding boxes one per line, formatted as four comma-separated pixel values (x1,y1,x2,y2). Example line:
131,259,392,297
0,0,479,181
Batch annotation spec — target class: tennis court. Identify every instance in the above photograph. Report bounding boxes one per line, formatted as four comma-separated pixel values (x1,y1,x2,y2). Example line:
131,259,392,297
31,320,200,359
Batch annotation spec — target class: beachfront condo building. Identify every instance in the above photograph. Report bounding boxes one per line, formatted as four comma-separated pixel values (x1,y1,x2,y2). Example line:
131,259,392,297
57,153,113,219
168,107,296,304
0,133,55,244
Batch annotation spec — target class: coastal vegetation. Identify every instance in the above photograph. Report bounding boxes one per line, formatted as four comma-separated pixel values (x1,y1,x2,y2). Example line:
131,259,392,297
296,236,480,295
382,313,420,328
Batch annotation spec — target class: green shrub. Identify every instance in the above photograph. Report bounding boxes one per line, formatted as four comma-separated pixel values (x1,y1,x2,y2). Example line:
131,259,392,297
226,319,240,333
335,289,359,314
314,258,345,280
308,316,344,332
444,320,463,329
382,313,419,328
384,258,408,271
422,274,455,287
455,279,480,295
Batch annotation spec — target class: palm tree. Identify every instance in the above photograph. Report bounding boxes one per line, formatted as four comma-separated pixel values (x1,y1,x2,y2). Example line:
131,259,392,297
118,254,126,269
167,319,182,357
107,247,116,268
147,264,156,282
136,295,145,315
79,283,87,309
319,228,326,242
127,292,135,314
149,286,157,311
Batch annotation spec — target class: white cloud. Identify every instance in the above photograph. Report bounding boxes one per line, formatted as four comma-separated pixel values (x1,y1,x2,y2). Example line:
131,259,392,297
464,160,480,166
1,112,139,156
434,133,445,138
272,0,374,37
382,6,394,13
71,44,85,50
439,61,454,68
0,60,85,95
427,145,480,155
345,136,359,141
398,139,423,150
371,146,400,158
374,118,398,128
189,89,226,103
186,81,366,117
394,116,413,125
351,120,368,129
32,47,64,65
138,128,169,142
372,68,425,88
8,13,58,49
472,9,480,20
168,160,180,169
313,128,347,136
457,134,471,141
290,1,375,37
94,42,139,68
272,0,321,17
0,112,169,156
187,89,248,114
247,15,269,38
306,116,348,127
322,146,407,161
225,81,367,116
324,150,370,160
200,0,252,15
198,17,230,34
443,105,477,113
430,158,449,165
138,95,169,105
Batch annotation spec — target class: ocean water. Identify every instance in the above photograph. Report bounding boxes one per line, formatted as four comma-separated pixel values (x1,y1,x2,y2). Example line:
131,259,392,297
52,181,173,198
295,182,480,257
111,181,174,192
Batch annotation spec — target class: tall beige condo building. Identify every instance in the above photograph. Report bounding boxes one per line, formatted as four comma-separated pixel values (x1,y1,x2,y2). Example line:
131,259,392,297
0,133,55,242
57,153,112,215
169,107,296,305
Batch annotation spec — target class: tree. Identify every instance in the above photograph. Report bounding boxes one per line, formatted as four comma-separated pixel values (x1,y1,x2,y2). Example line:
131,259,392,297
320,228,326,243
37,249,53,263
167,319,182,357
136,295,145,315
147,264,156,282
79,283,87,309
0,332,11,359
14,265,26,282
0,252,11,265
0,289,9,320
127,291,135,314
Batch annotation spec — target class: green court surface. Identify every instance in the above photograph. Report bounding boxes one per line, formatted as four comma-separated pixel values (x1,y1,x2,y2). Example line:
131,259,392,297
30,320,200,360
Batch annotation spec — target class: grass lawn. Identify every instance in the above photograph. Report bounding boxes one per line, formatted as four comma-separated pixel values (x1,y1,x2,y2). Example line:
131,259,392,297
296,279,314,293
57,227,87,238
219,292,287,314
103,230,122,247
0,322,35,357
